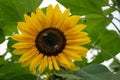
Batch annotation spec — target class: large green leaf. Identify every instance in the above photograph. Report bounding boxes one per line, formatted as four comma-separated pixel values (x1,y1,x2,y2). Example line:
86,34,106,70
85,14,110,42
54,64,116,80
0,62,31,80
75,64,114,80
57,0,103,15
0,0,42,36
91,30,120,63
54,72,81,80
112,72,120,80
101,0,109,6
0,62,29,74
9,74,36,80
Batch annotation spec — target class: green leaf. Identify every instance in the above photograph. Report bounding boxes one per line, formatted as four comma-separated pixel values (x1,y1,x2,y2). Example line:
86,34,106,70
103,8,115,15
101,0,109,6
91,30,120,63
110,60,120,72
57,0,103,15
0,62,31,80
0,0,42,35
0,28,5,43
0,62,29,74
11,0,43,16
74,57,88,68
75,64,114,80
9,74,36,80
54,71,81,80
85,14,110,42
112,72,120,80
2,22,18,36
7,37,17,53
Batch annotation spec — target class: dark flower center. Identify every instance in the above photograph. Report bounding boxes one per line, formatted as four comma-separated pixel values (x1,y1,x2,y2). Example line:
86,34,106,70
42,33,59,48
35,28,66,56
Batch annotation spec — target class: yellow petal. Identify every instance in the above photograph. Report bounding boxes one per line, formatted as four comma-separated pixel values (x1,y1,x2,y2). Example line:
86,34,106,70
19,48,38,62
36,8,48,28
56,56,68,68
30,53,43,72
51,4,62,27
12,42,35,49
46,4,53,25
56,9,70,29
63,49,82,61
67,37,91,45
61,16,80,31
66,33,88,40
56,53,74,69
13,48,30,55
22,52,38,67
51,56,60,71
18,22,37,36
65,45,88,52
48,56,53,70
11,34,35,41
65,45,88,56
31,12,43,32
38,56,48,73
65,24,86,35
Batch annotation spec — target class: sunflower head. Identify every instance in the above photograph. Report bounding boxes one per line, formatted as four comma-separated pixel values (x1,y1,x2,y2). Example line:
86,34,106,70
12,4,91,74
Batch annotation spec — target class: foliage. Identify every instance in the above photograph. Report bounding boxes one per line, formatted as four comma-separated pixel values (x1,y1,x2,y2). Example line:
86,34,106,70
0,0,120,80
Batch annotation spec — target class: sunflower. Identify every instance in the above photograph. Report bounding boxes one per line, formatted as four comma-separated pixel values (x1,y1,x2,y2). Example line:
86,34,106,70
12,4,91,74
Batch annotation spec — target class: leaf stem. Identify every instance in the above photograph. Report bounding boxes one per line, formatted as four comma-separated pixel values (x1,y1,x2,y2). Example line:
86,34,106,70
111,20,120,34
114,17,120,22
105,15,120,34
108,4,120,12
90,44,120,67
100,48,120,66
